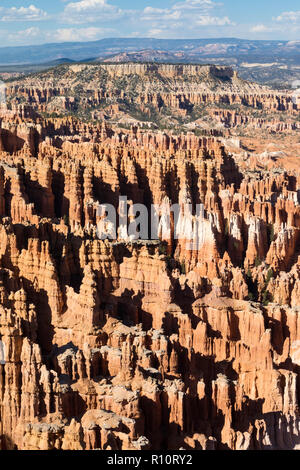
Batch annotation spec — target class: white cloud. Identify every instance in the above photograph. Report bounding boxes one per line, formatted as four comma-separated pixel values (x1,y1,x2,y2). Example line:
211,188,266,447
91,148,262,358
54,27,113,42
0,5,48,22
247,10,300,37
274,11,300,23
250,24,271,33
196,15,233,26
61,0,125,24
248,10,300,36
8,26,41,43
147,28,165,38
141,7,182,21
173,0,220,11
0,0,240,45
62,0,233,30
57,0,236,40
140,0,233,28
4,25,114,45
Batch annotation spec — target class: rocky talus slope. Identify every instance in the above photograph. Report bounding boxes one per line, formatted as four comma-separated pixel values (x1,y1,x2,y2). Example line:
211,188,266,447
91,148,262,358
0,77,299,450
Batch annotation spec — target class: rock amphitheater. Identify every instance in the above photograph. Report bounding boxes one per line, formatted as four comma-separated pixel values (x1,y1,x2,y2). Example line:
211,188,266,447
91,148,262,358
0,64,299,450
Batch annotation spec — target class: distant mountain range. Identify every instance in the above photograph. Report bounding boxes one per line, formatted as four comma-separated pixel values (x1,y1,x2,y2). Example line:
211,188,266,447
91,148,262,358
0,38,300,86
0,38,299,65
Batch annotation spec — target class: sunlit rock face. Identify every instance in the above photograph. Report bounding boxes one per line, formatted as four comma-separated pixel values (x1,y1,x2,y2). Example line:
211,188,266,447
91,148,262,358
0,69,300,450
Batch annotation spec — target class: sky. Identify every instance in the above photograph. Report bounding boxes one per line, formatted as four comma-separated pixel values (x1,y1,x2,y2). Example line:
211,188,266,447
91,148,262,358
0,0,300,46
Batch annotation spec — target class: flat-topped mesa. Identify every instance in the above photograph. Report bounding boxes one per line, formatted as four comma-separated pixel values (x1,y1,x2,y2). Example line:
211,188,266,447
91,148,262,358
6,63,299,123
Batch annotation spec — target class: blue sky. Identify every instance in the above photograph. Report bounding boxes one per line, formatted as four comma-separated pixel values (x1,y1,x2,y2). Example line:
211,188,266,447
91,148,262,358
0,0,299,46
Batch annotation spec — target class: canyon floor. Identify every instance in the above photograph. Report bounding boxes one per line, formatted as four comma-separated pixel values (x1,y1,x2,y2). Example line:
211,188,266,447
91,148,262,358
0,63,300,450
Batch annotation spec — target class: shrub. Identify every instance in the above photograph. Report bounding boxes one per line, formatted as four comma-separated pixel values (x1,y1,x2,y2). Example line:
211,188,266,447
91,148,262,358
181,261,186,275
255,256,262,267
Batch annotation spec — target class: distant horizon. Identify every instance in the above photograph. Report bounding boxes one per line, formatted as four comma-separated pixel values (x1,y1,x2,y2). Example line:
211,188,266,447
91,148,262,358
0,36,298,51
0,35,300,69
0,1,300,47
